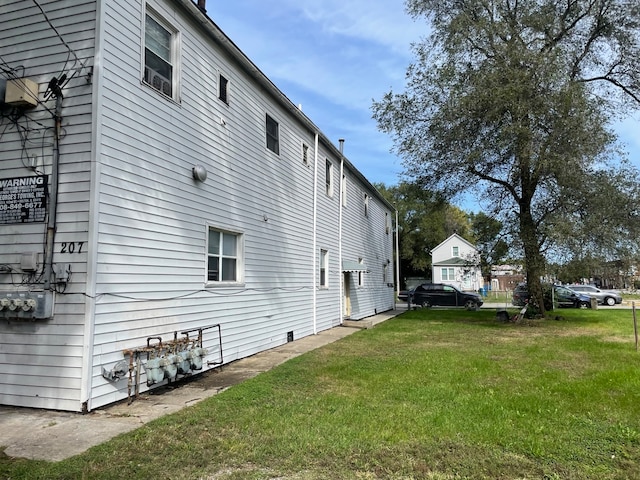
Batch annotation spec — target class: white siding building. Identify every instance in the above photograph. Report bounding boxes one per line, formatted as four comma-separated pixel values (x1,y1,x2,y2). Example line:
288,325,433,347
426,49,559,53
431,233,482,292
0,0,396,412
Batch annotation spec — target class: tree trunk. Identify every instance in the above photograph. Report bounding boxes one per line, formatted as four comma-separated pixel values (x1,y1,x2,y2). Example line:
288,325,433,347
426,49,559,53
520,204,546,315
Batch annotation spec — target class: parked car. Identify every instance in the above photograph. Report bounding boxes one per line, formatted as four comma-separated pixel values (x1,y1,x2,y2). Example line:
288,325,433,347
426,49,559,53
566,284,622,306
512,283,592,309
410,283,483,310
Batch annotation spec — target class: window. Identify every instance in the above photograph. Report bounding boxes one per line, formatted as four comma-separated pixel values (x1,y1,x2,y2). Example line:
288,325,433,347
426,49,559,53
341,174,347,206
325,160,333,196
207,227,241,282
266,114,279,154
364,193,369,217
358,258,364,287
302,143,309,166
218,73,229,104
144,11,177,98
442,267,455,281
319,249,328,287
385,212,389,234
452,246,459,257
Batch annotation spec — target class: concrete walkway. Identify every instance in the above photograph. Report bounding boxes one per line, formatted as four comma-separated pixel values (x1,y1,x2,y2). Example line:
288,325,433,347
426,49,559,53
0,309,402,462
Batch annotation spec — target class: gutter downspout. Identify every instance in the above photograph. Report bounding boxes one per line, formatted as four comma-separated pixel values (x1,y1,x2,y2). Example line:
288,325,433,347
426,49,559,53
338,139,344,324
312,133,319,334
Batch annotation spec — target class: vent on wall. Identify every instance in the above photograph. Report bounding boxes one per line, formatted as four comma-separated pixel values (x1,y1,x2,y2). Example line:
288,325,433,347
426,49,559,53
144,67,172,97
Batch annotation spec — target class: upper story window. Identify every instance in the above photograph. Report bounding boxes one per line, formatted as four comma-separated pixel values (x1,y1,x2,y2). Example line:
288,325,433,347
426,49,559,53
452,246,459,257
144,10,178,99
266,114,279,154
326,160,333,197
385,212,390,234
364,193,369,217
207,227,242,283
218,74,229,104
302,142,309,166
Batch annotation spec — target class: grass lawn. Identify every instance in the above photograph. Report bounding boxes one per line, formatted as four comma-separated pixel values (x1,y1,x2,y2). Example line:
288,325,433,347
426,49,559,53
2,308,640,479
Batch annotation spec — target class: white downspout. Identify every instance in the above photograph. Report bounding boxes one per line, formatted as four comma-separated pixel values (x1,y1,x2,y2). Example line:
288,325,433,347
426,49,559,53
338,139,345,324
312,133,319,334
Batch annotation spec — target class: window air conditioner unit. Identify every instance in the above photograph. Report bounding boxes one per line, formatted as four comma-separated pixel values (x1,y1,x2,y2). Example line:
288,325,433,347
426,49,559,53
144,67,172,97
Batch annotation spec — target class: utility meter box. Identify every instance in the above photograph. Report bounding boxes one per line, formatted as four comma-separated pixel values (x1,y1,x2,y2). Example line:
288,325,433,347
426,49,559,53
5,78,38,107
0,291,54,320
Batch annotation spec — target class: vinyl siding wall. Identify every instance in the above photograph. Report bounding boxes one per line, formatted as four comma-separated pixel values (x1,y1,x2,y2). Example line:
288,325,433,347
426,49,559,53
90,0,340,409
0,0,395,411
0,0,96,411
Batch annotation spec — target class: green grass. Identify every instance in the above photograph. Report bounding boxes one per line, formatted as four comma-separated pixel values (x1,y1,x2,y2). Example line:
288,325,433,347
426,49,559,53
2,308,640,479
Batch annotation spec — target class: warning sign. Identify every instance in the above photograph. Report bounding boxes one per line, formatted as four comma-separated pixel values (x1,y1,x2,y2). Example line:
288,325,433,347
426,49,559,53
0,176,48,224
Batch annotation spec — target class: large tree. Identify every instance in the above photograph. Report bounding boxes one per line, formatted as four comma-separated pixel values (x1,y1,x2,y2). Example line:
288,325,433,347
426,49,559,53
373,0,640,313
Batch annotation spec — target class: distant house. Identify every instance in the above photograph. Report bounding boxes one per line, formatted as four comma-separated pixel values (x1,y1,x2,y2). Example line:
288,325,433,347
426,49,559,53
490,265,525,292
0,0,395,412
431,234,482,291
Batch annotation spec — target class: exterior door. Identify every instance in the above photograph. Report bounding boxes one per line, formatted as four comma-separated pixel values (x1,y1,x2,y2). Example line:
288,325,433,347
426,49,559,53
343,273,351,318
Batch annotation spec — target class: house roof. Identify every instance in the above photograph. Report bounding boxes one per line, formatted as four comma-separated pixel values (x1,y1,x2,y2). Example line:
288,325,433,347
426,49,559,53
432,257,475,267
176,0,395,214
430,233,477,255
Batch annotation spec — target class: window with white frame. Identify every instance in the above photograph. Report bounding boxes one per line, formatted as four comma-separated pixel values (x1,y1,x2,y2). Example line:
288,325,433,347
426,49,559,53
319,249,328,287
364,193,369,217
207,227,241,282
441,267,455,281
266,114,279,154
325,160,333,197
144,10,177,99
358,258,364,287
218,73,229,104
452,246,459,257
341,174,347,206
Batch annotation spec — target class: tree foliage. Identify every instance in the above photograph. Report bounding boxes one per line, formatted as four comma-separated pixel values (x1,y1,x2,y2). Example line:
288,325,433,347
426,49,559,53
375,182,471,284
373,0,640,313
470,212,509,281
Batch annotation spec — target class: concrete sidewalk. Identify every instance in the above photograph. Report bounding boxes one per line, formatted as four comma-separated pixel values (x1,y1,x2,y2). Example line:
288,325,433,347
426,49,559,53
0,309,402,462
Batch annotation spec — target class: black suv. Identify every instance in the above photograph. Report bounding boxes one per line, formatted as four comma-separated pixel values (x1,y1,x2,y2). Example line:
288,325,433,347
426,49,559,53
410,283,483,310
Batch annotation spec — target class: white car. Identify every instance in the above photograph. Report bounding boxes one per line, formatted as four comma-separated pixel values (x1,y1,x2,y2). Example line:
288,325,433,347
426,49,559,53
567,285,622,306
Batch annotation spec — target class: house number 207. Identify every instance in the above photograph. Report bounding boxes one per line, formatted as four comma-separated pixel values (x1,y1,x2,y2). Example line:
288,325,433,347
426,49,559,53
60,242,84,254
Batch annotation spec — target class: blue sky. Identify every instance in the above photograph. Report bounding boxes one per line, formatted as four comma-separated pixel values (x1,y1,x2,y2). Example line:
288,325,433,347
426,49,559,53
210,1,640,210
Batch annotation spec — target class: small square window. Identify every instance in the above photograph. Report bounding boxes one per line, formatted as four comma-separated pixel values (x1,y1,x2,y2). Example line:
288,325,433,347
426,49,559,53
208,227,242,283
266,114,279,154
452,246,459,257
219,74,229,104
144,11,177,99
